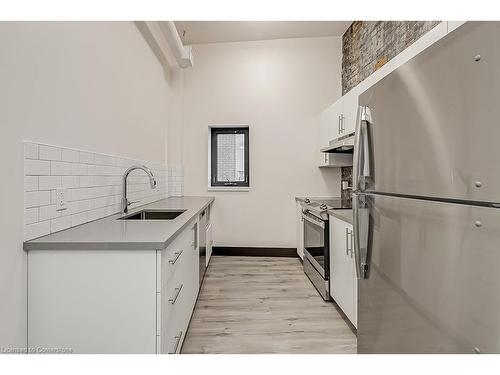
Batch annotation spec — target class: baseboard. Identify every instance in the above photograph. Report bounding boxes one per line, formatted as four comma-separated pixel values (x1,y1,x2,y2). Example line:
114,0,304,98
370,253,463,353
212,246,298,258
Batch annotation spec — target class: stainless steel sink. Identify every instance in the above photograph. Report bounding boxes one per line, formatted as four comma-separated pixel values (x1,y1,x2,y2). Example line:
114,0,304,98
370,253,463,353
119,209,186,221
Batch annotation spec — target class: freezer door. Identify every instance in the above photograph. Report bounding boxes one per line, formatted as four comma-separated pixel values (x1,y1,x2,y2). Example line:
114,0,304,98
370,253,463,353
358,22,500,203
356,193,500,353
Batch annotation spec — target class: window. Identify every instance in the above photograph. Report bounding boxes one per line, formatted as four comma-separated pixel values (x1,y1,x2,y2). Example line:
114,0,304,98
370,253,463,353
210,127,249,188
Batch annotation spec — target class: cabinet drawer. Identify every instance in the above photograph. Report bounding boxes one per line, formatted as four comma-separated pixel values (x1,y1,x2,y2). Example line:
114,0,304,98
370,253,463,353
160,226,195,290
161,274,190,354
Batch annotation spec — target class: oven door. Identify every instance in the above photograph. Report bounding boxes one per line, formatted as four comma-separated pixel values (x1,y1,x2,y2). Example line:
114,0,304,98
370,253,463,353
302,210,328,279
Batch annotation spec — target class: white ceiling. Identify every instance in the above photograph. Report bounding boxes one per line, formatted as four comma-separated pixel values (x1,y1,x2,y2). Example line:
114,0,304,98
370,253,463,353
174,21,352,45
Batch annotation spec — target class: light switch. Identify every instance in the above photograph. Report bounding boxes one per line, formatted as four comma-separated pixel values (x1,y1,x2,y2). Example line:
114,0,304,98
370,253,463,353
56,188,67,211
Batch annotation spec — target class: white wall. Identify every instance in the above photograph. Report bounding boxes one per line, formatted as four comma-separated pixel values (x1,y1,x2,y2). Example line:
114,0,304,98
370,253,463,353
0,22,176,349
180,36,342,248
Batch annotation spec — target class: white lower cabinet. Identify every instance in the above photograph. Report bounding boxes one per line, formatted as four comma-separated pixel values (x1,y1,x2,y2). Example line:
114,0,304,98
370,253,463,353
158,220,199,353
28,213,208,354
296,201,304,259
329,215,357,328
206,222,213,266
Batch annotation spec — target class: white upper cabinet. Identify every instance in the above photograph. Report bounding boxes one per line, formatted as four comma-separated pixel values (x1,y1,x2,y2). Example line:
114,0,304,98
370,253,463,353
447,21,466,34
318,99,342,166
341,86,360,135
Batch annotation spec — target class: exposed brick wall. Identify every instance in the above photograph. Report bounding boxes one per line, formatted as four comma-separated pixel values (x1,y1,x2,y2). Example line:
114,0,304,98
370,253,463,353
342,21,440,94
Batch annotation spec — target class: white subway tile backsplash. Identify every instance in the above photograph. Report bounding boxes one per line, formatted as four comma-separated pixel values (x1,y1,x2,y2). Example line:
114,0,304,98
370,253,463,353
24,176,38,192
79,199,95,212
38,176,62,190
50,161,72,175
39,205,61,221
79,176,93,188
25,208,39,225
24,143,39,159
62,176,80,189
23,142,179,240
71,212,88,227
61,148,80,162
25,191,51,208
94,153,115,166
25,221,50,240
68,188,89,201
39,145,62,161
50,216,72,232
87,207,105,222
79,151,95,164
94,195,116,208
25,159,50,175
60,201,80,217
71,163,88,176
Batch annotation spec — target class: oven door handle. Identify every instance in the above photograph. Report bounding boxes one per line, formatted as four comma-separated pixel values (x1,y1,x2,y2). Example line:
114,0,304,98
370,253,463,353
302,213,325,229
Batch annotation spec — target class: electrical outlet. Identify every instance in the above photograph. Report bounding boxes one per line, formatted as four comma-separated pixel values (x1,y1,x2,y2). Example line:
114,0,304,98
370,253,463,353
56,188,68,211
342,181,352,190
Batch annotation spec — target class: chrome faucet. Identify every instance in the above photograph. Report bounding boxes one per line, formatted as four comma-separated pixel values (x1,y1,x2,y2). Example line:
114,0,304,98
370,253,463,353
122,165,157,213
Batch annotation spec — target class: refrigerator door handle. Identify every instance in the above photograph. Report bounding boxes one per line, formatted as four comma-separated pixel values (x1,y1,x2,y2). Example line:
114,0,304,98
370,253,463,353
353,193,370,279
352,193,362,279
353,106,373,192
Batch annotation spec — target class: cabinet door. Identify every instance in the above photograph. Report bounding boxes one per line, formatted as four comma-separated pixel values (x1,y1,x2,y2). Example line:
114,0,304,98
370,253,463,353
206,222,213,266
318,106,331,166
345,222,357,328
330,98,344,139
318,99,343,166
296,201,304,259
341,87,360,135
329,217,356,326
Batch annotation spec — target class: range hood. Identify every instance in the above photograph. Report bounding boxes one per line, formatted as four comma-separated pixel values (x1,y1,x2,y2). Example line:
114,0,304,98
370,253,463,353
321,133,355,153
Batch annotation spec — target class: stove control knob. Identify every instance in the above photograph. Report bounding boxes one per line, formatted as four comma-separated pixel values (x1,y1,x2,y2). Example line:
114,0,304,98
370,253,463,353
304,198,310,204
320,204,328,210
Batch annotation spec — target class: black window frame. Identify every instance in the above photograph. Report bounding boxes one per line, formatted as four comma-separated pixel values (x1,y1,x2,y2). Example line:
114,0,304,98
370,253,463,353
210,127,250,187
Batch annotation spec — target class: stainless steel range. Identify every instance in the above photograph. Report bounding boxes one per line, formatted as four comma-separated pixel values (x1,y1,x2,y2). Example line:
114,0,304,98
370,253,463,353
300,198,351,300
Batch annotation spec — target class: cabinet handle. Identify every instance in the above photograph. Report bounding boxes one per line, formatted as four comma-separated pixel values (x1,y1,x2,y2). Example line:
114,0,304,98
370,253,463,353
168,250,183,265
350,230,354,258
168,284,183,304
345,228,353,256
341,114,345,133
338,115,342,134
169,330,183,354
345,227,350,255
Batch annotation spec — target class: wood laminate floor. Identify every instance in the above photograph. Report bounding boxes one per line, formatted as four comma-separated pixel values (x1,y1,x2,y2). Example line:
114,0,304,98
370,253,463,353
181,256,357,354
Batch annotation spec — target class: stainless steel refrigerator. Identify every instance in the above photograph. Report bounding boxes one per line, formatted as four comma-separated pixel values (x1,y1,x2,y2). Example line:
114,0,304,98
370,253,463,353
352,22,500,354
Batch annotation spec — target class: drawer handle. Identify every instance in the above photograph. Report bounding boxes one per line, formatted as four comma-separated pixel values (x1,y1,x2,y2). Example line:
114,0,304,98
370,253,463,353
345,228,353,257
168,284,183,304
168,250,183,264
169,330,183,354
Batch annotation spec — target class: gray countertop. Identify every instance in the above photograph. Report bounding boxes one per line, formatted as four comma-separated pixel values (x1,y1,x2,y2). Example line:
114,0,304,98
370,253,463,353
328,209,353,225
23,196,214,251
